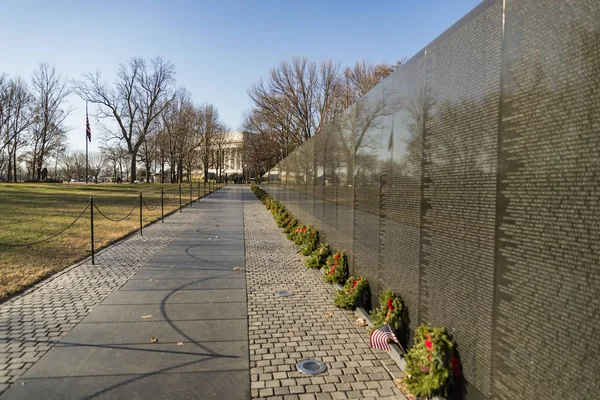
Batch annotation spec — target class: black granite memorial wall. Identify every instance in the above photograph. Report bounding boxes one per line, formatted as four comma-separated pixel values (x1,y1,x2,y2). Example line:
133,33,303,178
261,0,600,398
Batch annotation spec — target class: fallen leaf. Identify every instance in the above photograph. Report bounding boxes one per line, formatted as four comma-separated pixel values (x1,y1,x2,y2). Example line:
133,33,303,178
150,337,158,343
325,312,334,319
226,297,230,300
233,267,244,271
141,315,153,319
208,238,212,241
355,318,368,327
215,236,219,238
177,342,184,346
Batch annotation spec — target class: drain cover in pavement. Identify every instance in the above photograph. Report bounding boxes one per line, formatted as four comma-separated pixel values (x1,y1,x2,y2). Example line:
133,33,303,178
275,290,294,297
297,360,327,375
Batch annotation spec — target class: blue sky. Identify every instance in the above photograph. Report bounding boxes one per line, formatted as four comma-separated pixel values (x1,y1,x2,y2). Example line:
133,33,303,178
0,0,482,151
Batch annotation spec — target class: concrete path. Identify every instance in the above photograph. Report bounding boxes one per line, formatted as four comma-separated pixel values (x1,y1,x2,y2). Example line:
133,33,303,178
1,186,249,399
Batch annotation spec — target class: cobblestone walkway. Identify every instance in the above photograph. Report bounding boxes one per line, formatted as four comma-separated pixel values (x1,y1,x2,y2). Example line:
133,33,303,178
0,201,207,395
243,188,405,400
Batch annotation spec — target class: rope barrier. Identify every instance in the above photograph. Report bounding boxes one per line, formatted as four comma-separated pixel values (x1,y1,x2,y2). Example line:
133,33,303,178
93,201,138,222
143,198,158,211
0,186,199,248
0,204,90,247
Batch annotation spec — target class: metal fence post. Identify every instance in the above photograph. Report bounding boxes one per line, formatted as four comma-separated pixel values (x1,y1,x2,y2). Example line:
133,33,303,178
139,191,143,236
90,196,95,265
189,182,192,208
161,185,164,223
179,184,182,213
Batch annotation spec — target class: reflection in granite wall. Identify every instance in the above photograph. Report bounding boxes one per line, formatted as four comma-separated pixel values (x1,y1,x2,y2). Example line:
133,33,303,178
304,139,315,227
287,154,300,219
420,1,503,397
322,124,339,244
335,106,356,271
313,129,326,233
493,1,600,399
260,1,600,399
379,53,425,346
353,86,384,299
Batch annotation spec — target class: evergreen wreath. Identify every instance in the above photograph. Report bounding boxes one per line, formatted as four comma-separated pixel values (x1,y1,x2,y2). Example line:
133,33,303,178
291,225,310,246
280,214,295,230
283,218,298,234
287,224,302,241
270,202,284,217
404,325,457,399
250,184,269,203
305,243,330,268
300,228,319,255
323,251,347,284
276,211,290,228
369,289,403,331
333,276,368,309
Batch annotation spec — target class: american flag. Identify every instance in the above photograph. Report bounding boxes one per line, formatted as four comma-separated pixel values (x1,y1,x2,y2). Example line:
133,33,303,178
86,103,92,142
369,324,400,351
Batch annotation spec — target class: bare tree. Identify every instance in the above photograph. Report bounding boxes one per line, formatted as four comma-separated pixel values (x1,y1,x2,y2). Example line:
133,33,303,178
88,152,106,182
138,119,159,182
159,89,197,183
197,103,222,182
28,63,71,180
244,58,400,174
60,150,86,181
0,75,33,181
100,138,128,181
247,57,340,147
74,57,176,182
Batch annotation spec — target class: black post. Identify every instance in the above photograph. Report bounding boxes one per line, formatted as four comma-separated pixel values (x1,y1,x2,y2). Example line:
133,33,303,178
85,102,89,184
189,182,192,208
139,191,143,236
179,184,182,213
204,181,206,197
161,185,164,223
90,196,95,265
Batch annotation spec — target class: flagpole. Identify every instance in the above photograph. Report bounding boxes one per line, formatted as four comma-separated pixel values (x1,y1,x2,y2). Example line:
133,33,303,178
86,101,89,184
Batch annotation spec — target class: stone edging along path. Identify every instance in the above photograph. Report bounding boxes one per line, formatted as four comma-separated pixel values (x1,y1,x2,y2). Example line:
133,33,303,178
243,187,406,399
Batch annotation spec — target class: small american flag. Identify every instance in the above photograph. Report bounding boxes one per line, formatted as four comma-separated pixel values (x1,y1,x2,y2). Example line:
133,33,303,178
86,103,92,142
369,324,400,351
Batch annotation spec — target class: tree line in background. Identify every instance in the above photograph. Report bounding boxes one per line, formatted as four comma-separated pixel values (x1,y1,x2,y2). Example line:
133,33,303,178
1,56,399,183
0,57,231,184
242,57,401,178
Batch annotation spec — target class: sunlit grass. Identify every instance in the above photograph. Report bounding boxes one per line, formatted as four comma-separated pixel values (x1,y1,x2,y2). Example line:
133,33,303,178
0,182,219,301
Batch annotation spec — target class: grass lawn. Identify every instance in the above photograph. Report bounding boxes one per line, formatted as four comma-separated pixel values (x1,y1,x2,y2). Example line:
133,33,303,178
0,182,219,301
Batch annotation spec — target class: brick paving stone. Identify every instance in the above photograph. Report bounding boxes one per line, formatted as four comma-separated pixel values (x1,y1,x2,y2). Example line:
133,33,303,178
0,195,211,396
243,186,405,399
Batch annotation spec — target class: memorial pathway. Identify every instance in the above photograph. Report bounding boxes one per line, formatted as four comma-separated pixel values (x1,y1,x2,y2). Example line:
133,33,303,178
1,185,404,399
